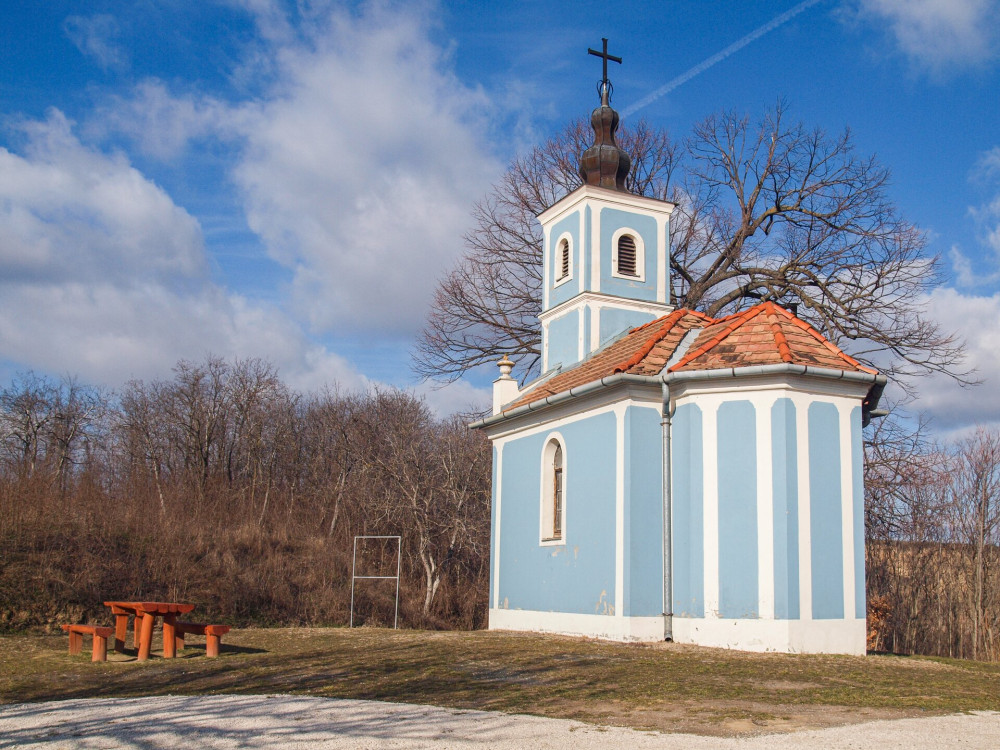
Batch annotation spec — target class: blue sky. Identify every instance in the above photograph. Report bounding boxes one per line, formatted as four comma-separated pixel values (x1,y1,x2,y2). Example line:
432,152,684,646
1,0,998,433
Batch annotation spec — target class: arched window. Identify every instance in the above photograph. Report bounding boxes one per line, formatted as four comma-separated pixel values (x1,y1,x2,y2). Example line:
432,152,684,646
541,437,565,542
552,444,563,539
616,234,637,276
554,235,572,285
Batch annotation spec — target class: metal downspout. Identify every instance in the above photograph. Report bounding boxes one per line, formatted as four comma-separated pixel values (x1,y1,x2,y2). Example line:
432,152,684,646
661,379,673,641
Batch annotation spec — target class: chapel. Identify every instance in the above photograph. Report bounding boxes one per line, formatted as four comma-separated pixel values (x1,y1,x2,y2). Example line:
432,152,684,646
471,43,886,654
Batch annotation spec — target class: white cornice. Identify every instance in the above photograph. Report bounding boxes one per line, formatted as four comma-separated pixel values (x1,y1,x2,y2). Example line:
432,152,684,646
538,184,676,226
539,290,673,323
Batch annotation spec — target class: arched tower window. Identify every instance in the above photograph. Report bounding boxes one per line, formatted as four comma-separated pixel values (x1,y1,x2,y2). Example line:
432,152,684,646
541,437,566,542
616,234,637,276
554,235,572,285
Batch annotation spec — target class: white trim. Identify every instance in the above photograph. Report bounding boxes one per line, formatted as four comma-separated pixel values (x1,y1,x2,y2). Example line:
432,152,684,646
614,403,626,619
539,432,568,546
537,290,672,325
485,388,661,443
611,226,646,281
542,225,550,311
796,398,813,621
839,404,856,620
493,443,503,609
591,205,601,294
489,608,666,642
757,399,775,620
538,184,676,225
656,215,668,304
702,400,720,619
552,231,574,288
671,617,866,655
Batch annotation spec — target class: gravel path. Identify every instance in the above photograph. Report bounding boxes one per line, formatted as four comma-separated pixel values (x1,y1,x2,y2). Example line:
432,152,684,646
1,695,998,749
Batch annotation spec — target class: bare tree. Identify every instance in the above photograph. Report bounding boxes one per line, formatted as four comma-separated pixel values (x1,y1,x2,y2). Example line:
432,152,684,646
949,428,1000,661
415,104,965,391
366,390,490,617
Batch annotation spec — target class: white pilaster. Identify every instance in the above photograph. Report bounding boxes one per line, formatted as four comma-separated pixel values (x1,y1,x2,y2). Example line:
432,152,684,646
796,397,813,620
839,404,856,620
615,403,626,619
702,401,720,618
757,396,775,619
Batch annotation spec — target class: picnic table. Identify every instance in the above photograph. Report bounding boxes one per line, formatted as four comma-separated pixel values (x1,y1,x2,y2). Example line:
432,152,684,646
104,601,195,661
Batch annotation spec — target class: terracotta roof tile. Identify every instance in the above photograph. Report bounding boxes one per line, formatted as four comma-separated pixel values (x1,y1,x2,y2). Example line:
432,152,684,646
505,301,876,413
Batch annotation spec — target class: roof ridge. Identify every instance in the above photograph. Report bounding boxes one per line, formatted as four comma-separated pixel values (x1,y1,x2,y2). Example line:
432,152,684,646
613,309,689,374
668,306,765,372
781,307,879,374
765,305,794,364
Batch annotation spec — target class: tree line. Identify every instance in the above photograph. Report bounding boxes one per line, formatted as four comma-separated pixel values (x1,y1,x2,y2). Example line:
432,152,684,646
1,361,998,660
0,359,490,632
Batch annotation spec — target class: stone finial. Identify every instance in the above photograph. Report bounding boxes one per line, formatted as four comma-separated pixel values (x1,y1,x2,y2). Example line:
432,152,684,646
493,355,519,415
497,355,515,380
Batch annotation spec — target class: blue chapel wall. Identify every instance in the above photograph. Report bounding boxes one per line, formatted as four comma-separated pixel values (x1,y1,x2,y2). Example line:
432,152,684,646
808,402,845,619
717,401,759,619
771,399,800,619
626,405,664,617
546,310,580,371
599,208,658,301
497,412,617,614
547,211,582,309
671,402,704,617
851,406,866,618
598,307,658,348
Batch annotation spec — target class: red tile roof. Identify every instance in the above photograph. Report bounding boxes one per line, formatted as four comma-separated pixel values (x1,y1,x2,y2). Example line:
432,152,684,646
509,301,876,410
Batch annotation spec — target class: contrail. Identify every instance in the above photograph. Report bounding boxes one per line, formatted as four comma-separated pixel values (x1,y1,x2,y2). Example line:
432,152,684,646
621,0,824,118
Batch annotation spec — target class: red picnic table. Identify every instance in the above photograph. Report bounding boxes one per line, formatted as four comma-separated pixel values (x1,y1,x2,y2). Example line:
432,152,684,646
104,601,195,661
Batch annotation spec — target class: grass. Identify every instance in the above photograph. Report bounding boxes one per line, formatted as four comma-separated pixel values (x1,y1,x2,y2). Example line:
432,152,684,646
2,628,999,736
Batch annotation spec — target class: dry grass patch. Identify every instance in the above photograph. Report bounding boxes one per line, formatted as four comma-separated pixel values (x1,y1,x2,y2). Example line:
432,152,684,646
2,628,998,736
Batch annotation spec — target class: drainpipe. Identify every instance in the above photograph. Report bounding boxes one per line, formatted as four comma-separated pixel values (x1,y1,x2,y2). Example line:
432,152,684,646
661,379,673,641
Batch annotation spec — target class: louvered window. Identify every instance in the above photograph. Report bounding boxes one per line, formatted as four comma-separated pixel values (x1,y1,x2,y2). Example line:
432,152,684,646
617,234,637,276
557,238,570,280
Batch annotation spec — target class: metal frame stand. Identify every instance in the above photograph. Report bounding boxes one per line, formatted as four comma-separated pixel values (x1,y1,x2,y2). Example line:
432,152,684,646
350,535,401,629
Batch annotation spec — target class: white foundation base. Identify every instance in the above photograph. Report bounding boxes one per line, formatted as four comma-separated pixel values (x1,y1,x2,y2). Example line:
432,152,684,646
488,608,666,642
671,617,867,655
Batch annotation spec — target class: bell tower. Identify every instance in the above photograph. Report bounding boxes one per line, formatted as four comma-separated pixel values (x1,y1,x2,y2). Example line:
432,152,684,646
538,39,675,373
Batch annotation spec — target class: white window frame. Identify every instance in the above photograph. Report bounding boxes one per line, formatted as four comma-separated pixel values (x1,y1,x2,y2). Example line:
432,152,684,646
553,232,574,288
539,433,567,545
610,226,646,281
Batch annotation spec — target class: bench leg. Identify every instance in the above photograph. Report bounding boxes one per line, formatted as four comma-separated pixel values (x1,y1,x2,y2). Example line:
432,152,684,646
162,614,177,659
114,614,129,653
205,633,221,658
137,613,155,661
68,629,82,655
92,635,108,662
175,633,185,652
134,616,142,651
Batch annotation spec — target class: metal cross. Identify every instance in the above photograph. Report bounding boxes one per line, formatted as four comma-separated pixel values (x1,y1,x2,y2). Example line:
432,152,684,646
588,37,622,84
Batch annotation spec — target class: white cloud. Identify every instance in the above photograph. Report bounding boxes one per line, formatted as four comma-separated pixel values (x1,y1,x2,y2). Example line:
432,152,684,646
912,287,1000,431
232,6,501,335
63,14,128,71
94,4,502,337
0,110,366,392
852,0,1000,74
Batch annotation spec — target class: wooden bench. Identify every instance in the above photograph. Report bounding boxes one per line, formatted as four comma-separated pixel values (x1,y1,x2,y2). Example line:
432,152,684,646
173,622,230,657
61,624,113,662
